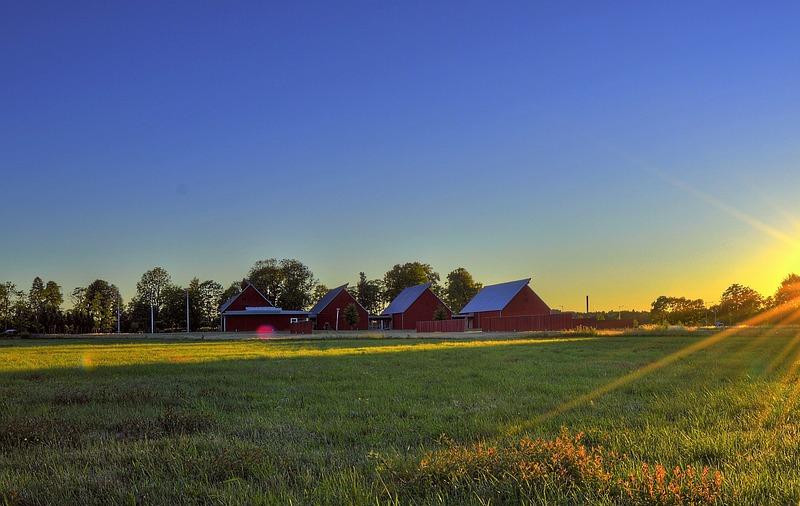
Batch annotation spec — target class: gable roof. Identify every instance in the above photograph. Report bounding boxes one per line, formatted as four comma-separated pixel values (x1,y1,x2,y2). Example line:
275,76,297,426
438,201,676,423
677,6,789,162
218,282,273,313
459,278,531,314
308,284,348,316
382,283,434,315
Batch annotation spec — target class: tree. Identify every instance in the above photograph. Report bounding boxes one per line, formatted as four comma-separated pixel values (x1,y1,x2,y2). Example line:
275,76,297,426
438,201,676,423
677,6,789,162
343,303,360,329
248,259,283,304
247,258,316,310
136,267,171,331
194,279,223,329
355,272,383,314
311,284,330,305
0,282,23,330
159,284,187,330
136,267,171,309
279,259,316,310
74,279,121,333
650,296,706,325
220,281,242,307
718,284,763,325
774,273,800,310
444,268,482,313
41,281,64,333
433,306,448,321
383,262,440,302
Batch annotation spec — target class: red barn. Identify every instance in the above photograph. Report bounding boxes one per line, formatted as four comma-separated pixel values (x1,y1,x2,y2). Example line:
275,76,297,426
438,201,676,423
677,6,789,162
457,278,550,329
308,284,368,330
381,283,451,330
219,282,309,332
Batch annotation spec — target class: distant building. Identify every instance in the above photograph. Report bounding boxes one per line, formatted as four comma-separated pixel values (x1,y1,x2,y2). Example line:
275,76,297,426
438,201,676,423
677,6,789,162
457,278,550,329
219,282,309,332
308,284,368,330
381,283,451,330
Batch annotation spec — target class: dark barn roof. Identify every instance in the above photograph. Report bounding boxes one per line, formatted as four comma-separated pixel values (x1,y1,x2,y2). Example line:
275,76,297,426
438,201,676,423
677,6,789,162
308,284,348,316
459,278,531,314
381,283,432,315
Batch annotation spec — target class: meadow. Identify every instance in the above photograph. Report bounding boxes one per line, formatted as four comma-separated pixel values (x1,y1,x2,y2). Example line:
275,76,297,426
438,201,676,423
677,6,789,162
1,331,800,504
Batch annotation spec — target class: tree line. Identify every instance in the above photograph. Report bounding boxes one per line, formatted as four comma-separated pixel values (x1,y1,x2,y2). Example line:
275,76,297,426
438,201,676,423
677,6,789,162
0,260,483,334
4,262,795,333
648,274,800,326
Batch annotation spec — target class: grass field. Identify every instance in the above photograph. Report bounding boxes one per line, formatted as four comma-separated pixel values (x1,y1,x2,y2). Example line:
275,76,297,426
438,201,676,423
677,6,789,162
2,331,800,504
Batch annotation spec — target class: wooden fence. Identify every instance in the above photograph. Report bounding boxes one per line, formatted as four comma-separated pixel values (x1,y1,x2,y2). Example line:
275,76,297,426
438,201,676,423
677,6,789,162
416,319,467,333
289,321,313,334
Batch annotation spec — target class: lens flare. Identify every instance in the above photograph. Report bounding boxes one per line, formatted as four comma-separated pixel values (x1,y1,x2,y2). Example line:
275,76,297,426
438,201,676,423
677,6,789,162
512,297,800,432
257,325,274,339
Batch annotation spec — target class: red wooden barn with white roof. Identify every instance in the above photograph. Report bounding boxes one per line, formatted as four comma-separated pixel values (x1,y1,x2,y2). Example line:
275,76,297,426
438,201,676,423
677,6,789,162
308,284,368,330
219,282,309,332
457,278,550,329
381,283,451,330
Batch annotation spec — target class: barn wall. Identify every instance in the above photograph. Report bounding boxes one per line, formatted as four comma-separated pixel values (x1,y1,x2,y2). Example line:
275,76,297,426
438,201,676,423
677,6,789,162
472,286,550,328
391,289,450,330
315,290,368,330
226,285,273,311
503,285,551,316
224,314,303,332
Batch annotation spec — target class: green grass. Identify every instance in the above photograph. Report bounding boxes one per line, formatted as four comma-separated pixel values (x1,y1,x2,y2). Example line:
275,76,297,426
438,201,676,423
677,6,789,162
1,332,800,504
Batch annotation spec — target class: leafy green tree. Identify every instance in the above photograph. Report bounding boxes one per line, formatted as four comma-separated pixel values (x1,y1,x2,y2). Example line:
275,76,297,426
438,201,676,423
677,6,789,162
774,273,800,310
159,284,188,330
343,303,360,329
73,280,122,333
433,306,448,321
279,259,316,310
248,259,283,303
445,268,481,313
247,259,317,309
135,267,171,330
41,281,64,333
383,262,440,302
311,284,330,305
193,279,223,329
650,296,706,325
220,281,243,307
136,267,171,309
718,284,763,325
0,282,23,330
355,272,383,315
27,277,47,332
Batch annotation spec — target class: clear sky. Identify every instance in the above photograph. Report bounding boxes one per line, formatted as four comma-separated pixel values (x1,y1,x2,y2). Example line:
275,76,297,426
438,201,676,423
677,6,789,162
1,1,799,311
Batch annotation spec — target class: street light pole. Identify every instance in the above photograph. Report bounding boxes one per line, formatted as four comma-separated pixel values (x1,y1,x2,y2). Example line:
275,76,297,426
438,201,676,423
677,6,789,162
185,289,190,333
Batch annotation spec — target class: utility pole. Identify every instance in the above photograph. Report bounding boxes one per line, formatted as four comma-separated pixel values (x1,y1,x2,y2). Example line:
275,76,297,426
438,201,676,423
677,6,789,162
150,304,154,334
116,295,121,334
586,295,589,315
185,289,190,333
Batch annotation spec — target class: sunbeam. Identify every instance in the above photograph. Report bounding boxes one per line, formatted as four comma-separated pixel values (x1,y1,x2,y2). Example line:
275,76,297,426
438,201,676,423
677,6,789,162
513,298,800,430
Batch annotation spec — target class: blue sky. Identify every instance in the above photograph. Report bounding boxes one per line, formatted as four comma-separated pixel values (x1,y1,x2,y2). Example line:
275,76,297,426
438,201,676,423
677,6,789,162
1,1,799,310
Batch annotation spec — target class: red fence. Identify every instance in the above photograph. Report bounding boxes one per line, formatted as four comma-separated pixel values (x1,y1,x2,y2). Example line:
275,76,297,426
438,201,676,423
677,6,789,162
416,319,467,333
289,320,313,334
482,314,576,332
482,314,635,332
